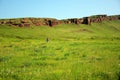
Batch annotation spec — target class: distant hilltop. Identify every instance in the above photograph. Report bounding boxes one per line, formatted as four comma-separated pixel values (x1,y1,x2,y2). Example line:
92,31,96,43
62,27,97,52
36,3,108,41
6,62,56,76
0,14,120,27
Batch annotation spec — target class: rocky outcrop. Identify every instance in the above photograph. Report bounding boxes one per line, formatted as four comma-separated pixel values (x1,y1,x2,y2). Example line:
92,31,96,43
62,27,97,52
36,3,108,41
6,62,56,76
90,15,120,23
82,17,91,25
0,15,120,27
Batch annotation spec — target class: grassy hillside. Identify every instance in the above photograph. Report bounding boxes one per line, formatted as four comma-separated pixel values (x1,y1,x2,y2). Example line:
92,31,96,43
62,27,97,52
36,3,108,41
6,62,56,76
0,20,120,80
0,20,120,40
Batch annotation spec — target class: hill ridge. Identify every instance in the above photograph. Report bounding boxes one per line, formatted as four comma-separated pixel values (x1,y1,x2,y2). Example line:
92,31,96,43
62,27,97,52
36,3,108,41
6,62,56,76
0,14,120,27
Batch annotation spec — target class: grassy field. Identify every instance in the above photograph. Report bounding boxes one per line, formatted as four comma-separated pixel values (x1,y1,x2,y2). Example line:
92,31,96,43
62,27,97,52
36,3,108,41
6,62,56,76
0,20,120,80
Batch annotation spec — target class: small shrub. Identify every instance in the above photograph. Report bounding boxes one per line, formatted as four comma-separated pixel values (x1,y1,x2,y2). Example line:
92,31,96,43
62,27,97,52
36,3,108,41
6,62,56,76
0,56,11,62
64,53,69,57
12,74,20,80
29,53,37,56
118,55,120,60
35,62,48,66
114,37,120,40
92,72,109,79
34,49,41,52
21,62,32,68
56,47,62,50
55,57,67,61
41,45,47,48
116,71,120,80
82,54,87,57
16,36,23,39
96,57,102,61
3,45,13,48
40,56,47,60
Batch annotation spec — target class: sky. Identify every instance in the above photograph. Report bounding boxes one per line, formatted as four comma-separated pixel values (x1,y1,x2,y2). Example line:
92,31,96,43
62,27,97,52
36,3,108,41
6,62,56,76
0,0,120,19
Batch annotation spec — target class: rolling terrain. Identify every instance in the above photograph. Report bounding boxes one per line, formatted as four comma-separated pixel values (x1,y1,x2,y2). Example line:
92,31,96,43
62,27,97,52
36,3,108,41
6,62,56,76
0,20,120,80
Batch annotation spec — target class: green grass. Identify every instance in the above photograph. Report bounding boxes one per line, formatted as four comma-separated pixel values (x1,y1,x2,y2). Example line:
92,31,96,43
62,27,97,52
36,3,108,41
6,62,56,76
0,20,120,80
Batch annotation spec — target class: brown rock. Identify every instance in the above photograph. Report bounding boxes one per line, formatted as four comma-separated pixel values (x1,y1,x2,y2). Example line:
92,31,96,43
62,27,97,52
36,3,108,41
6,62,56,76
82,17,91,25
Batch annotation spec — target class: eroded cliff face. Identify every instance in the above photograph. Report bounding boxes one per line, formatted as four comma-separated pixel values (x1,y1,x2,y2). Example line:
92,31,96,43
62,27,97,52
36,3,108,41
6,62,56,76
0,15,120,27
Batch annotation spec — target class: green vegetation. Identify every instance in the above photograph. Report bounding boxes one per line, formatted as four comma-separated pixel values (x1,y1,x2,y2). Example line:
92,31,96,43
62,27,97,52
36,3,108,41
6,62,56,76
0,20,120,80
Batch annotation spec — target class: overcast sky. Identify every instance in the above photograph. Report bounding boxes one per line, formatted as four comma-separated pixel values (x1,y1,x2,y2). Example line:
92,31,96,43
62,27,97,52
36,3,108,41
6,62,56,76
0,0,120,19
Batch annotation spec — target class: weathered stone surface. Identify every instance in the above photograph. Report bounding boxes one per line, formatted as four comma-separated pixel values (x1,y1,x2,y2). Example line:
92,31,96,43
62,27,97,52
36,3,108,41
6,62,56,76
0,15,119,27
90,15,120,23
82,17,91,25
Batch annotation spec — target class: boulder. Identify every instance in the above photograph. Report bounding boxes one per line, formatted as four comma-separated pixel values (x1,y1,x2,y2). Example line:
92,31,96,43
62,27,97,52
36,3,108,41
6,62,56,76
19,24,24,27
23,23,30,27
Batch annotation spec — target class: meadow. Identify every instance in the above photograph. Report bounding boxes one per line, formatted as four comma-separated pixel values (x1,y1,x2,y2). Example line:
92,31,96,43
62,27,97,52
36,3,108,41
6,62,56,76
0,20,120,80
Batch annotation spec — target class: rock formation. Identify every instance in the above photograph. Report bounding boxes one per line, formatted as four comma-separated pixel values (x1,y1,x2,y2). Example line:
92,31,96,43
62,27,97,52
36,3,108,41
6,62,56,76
0,15,120,27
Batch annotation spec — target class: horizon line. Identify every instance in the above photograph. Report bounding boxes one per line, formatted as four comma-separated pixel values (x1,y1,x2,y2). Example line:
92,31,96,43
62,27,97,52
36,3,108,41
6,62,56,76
0,14,120,20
